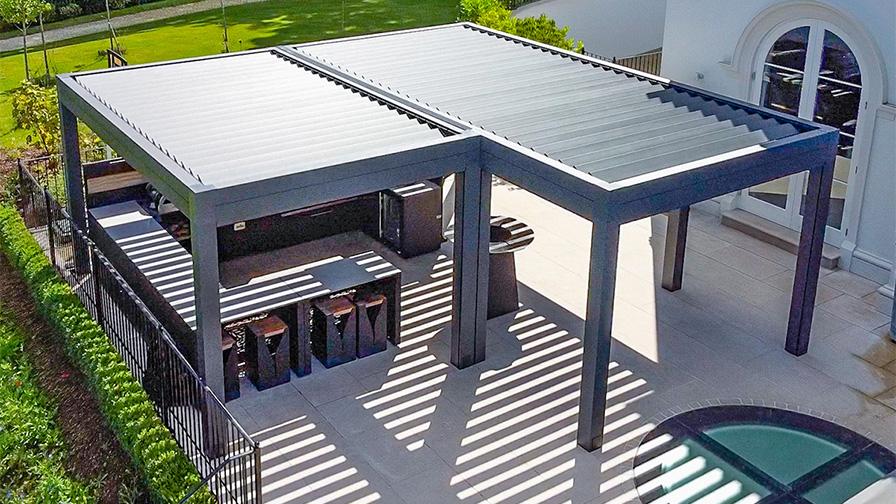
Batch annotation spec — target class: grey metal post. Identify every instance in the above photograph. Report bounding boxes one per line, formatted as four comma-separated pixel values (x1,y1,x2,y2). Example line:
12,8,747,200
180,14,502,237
662,206,689,291
577,214,620,452
60,104,91,274
191,201,228,457
785,160,835,356
191,202,225,399
890,294,895,343
59,104,86,231
451,156,491,368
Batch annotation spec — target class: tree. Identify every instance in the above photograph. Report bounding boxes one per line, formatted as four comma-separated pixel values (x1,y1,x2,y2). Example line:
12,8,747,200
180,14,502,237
0,0,53,80
10,80,103,159
10,79,59,155
38,9,49,81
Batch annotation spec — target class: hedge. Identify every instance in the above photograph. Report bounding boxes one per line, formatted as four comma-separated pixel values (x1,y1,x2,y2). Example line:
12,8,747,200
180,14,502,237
0,204,212,503
0,305,94,503
460,0,584,53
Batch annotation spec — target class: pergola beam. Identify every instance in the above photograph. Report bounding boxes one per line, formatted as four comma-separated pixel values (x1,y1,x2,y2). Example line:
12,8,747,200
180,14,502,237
481,134,608,219
607,128,840,223
57,75,200,214
211,135,478,225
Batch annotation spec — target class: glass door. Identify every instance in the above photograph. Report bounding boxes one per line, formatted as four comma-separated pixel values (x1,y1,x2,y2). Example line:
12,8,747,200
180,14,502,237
739,22,863,245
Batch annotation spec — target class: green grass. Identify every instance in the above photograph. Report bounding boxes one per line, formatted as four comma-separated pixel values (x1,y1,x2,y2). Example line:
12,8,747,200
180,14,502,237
0,0,203,41
0,204,213,502
0,0,460,148
0,306,94,503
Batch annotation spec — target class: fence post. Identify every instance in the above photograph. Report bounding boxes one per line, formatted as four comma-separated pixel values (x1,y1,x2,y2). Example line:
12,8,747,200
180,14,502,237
43,190,56,269
254,444,263,504
90,242,105,328
16,161,24,211
153,322,170,425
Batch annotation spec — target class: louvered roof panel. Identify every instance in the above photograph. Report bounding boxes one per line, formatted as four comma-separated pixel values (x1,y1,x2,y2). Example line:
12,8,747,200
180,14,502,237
74,50,447,188
298,24,803,185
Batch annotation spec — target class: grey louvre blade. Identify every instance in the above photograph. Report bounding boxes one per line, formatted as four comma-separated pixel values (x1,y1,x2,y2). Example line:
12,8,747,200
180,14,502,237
302,24,803,183
588,122,801,183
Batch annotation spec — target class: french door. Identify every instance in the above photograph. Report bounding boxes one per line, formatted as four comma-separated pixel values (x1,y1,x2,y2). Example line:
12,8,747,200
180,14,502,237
738,21,865,245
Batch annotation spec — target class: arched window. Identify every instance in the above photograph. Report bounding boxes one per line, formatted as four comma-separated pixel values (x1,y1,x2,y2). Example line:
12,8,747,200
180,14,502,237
743,22,864,239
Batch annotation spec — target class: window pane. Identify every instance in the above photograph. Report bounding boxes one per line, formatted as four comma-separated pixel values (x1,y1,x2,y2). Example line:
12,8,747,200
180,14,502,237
766,26,810,71
761,65,803,116
814,80,861,136
749,176,790,210
750,27,811,212
819,30,861,86
805,31,862,231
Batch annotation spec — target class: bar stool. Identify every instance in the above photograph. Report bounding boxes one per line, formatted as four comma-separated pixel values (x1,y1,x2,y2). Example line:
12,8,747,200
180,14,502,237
222,333,240,401
355,293,388,357
245,315,290,391
311,296,357,368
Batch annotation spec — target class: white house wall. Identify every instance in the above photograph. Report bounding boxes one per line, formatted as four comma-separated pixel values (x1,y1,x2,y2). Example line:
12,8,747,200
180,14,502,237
661,0,895,284
515,0,667,57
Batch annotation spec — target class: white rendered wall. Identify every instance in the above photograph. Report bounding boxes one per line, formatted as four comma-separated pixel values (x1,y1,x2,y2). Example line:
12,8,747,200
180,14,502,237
661,0,895,285
515,0,667,57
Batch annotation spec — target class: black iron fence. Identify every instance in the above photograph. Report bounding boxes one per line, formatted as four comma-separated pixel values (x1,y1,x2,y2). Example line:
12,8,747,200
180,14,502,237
584,49,663,76
16,158,262,504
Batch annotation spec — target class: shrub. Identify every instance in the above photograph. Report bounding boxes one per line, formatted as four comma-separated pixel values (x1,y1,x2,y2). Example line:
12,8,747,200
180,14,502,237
10,80,104,159
0,204,213,503
460,0,583,53
0,306,94,503
56,3,81,18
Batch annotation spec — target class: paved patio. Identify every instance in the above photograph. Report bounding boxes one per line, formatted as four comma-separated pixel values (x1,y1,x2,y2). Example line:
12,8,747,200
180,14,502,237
228,181,896,504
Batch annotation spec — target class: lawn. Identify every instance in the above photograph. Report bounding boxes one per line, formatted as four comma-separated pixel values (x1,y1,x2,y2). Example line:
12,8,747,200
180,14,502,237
0,0,460,148
0,0,202,40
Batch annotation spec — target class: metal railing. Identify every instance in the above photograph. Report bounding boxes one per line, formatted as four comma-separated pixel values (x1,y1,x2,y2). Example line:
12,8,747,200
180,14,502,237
584,49,663,76
16,158,262,504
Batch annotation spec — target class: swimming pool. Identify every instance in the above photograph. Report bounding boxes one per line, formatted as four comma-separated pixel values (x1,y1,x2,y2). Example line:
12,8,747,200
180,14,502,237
633,406,895,503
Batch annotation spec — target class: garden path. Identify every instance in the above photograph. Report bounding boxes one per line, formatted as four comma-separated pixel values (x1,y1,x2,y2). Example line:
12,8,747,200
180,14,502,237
0,0,268,53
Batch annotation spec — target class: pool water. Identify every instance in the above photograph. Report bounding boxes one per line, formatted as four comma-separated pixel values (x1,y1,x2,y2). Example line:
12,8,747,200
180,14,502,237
633,406,895,504
706,424,847,483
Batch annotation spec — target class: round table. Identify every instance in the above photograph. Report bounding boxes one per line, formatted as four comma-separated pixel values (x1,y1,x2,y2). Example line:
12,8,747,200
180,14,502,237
444,216,535,319
487,216,534,319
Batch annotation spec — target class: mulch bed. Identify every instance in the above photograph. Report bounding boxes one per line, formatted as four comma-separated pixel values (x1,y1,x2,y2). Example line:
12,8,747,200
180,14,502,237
0,251,149,503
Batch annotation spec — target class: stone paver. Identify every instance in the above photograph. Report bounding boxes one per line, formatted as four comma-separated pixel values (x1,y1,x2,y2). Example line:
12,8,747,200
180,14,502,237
228,182,896,503
0,0,268,53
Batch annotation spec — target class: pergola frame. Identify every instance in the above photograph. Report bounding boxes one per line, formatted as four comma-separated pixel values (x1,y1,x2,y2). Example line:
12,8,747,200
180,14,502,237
57,30,839,452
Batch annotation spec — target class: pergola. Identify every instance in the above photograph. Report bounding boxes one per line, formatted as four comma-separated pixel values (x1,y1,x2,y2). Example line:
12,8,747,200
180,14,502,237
58,23,838,451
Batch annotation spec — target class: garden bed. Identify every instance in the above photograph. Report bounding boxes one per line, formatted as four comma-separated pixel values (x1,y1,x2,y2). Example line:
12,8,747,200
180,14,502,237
0,246,146,502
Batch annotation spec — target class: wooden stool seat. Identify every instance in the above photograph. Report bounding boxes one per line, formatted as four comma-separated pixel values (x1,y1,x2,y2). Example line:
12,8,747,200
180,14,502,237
317,297,355,317
247,316,288,338
312,296,357,368
246,315,290,391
